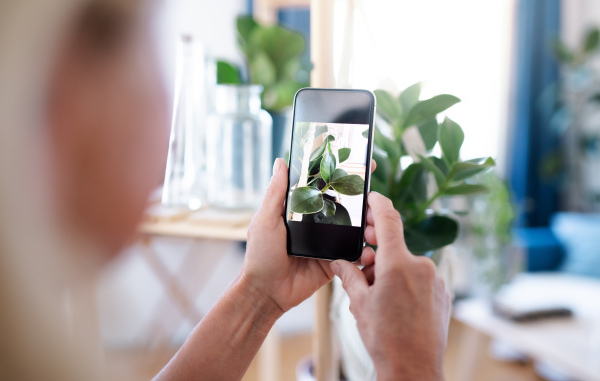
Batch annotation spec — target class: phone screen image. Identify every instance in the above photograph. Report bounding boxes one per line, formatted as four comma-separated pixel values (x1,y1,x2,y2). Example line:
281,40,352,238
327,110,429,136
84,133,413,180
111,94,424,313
287,122,369,228
285,89,374,261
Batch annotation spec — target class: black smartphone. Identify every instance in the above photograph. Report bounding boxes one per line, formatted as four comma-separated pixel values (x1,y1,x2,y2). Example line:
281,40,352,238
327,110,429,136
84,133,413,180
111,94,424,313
284,88,376,261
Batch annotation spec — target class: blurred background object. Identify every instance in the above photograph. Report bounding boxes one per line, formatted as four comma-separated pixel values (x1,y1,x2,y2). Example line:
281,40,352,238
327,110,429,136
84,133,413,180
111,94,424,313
206,84,272,209
216,15,311,162
162,35,210,210
83,0,600,380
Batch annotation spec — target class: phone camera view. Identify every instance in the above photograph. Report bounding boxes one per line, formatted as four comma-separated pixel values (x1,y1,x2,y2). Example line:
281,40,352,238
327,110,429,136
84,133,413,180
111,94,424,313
287,122,369,227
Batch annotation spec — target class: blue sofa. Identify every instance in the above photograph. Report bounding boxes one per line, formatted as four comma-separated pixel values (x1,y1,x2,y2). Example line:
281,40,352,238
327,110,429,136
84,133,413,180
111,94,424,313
513,213,600,278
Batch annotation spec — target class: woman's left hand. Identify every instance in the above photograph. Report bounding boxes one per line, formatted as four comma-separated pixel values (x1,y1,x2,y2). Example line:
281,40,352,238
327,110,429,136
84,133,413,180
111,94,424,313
241,158,376,313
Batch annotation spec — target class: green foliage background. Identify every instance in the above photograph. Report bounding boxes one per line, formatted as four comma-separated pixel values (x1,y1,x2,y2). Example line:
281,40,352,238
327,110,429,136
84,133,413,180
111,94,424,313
216,16,311,112
371,83,496,255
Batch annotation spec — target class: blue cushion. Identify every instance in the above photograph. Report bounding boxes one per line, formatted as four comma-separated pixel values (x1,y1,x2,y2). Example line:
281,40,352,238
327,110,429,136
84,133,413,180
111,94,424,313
512,227,564,271
550,212,600,279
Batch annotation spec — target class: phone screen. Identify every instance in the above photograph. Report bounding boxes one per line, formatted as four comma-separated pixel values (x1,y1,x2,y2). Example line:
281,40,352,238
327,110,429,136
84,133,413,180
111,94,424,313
285,89,375,261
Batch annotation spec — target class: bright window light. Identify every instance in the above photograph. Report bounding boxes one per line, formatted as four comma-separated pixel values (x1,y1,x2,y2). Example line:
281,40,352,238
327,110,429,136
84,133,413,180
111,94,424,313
333,0,515,169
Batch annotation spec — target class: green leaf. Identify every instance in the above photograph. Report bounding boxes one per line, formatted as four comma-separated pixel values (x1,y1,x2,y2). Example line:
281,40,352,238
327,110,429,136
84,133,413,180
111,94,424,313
464,157,492,164
313,201,352,225
584,28,600,54
262,80,304,111
216,61,242,84
320,147,336,183
290,187,323,214
372,146,390,185
399,82,421,112
396,163,427,203
398,162,424,189
338,148,351,163
331,168,349,181
404,215,459,254
248,25,305,71
418,155,445,187
309,135,335,163
451,158,495,182
375,89,403,124
552,39,574,64
417,117,438,151
374,127,400,164
444,183,489,196
249,52,276,86
322,199,336,216
330,175,365,195
236,16,259,54
404,94,460,127
362,129,369,139
370,177,388,195
439,117,464,164
433,157,449,176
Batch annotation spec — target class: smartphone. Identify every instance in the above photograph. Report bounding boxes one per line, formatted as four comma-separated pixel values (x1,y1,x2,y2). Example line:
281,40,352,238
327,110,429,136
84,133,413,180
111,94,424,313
284,88,376,261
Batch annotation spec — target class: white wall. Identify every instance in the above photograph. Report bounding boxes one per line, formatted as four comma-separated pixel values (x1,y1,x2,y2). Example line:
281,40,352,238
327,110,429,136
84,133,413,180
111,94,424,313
333,0,515,174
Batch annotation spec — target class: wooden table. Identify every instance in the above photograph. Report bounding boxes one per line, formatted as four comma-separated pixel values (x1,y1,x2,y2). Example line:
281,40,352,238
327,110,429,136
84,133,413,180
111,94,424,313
138,206,281,381
453,274,600,381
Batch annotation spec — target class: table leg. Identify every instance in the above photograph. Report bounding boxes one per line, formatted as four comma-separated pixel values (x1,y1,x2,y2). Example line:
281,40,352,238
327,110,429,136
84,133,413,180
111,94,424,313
314,282,338,381
454,324,487,381
258,327,281,381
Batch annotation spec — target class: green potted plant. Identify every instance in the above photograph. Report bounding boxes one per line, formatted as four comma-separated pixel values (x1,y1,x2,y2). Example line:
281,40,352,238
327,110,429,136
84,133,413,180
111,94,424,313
328,82,497,381
216,16,311,161
370,83,495,255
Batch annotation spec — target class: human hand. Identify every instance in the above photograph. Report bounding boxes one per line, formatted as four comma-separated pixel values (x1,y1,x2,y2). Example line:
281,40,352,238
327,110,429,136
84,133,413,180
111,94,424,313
330,192,451,381
241,158,376,313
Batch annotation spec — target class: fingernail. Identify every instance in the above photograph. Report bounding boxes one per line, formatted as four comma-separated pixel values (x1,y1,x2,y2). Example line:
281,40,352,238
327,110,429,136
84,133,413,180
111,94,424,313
330,261,340,276
272,159,282,175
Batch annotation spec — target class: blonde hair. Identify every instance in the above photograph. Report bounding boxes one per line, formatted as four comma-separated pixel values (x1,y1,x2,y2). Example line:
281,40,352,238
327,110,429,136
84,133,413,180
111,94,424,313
0,0,140,378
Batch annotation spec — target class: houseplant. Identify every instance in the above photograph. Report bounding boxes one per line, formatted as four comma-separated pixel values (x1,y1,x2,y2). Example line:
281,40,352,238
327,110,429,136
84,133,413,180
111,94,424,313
216,16,311,160
369,83,495,255
328,83,497,381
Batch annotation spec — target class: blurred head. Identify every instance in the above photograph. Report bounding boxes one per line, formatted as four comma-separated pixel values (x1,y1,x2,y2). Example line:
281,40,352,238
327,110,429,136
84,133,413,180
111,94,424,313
48,0,169,257
0,0,169,378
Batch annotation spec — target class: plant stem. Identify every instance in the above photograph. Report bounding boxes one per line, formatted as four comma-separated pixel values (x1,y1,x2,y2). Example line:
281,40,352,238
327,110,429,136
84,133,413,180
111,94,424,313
408,166,455,224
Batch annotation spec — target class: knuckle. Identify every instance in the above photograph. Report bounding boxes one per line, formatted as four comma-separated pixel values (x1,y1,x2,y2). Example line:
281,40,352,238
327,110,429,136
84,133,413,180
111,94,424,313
414,256,437,280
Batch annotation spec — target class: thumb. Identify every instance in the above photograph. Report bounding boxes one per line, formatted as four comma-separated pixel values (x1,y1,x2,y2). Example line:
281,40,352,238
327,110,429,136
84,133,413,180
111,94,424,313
258,158,288,218
331,260,368,302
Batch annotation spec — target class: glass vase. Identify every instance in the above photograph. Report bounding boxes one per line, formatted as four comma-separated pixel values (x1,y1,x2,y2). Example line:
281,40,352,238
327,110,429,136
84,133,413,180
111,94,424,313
162,35,209,210
206,85,272,209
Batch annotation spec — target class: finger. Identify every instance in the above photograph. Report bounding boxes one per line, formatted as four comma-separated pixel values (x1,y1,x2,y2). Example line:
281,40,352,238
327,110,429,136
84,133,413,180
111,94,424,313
366,208,374,226
370,159,377,174
257,159,288,219
362,264,375,285
364,225,377,246
331,260,368,302
360,246,375,267
367,192,409,260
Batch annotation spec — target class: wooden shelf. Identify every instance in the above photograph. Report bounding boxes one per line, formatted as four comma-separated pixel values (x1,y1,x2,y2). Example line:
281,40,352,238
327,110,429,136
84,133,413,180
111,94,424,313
139,205,254,241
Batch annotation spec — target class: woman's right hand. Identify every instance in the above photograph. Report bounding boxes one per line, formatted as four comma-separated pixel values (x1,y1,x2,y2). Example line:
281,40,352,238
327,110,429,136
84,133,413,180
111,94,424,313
330,192,451,381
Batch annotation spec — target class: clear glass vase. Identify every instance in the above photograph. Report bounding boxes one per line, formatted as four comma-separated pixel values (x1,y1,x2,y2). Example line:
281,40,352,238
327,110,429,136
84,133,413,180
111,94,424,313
162,35,209,210
206,85,272,209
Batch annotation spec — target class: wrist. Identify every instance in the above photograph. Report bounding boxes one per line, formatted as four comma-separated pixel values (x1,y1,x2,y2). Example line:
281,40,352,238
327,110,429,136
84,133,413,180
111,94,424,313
374,358,444,381
235,272,285,324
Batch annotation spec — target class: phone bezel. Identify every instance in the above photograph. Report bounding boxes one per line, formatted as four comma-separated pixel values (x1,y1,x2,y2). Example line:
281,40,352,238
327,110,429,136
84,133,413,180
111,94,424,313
284,88,376,262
